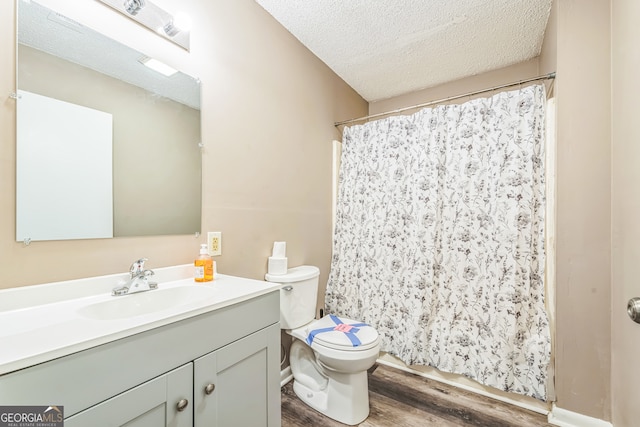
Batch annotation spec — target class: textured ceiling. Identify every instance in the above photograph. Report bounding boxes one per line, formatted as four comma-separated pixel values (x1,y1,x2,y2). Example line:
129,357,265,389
255,0,552,102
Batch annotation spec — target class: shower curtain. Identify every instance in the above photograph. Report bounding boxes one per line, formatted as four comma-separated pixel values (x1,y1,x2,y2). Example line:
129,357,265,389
325,84,551,400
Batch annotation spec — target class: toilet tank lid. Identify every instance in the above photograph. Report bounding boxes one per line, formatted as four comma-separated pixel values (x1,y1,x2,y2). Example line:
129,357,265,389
265,265,320,283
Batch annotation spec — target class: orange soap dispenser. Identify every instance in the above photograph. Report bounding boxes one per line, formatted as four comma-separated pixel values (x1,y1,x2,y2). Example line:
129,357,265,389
195,243,213,282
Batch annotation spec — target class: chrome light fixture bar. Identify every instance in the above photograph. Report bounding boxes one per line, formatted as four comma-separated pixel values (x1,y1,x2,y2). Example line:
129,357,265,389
97,0,191,51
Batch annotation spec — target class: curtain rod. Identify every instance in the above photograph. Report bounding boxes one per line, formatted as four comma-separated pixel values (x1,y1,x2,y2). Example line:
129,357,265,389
334,72,556,127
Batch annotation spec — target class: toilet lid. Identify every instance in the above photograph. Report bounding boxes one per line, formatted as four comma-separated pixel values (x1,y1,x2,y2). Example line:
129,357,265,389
305,315,379,351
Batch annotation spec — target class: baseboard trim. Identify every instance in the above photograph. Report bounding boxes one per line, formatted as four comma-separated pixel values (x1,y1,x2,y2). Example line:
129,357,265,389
280,366,293,388
548,404,612,427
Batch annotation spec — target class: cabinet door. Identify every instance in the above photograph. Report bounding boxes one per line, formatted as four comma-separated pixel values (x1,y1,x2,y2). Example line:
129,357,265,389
194,324,280,427
65,363,193,427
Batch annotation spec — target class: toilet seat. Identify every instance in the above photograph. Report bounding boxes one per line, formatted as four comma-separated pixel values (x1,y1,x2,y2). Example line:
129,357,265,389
304,315,379,351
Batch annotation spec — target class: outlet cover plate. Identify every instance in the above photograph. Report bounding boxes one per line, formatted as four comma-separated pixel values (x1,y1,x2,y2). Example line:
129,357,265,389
207,231,221,256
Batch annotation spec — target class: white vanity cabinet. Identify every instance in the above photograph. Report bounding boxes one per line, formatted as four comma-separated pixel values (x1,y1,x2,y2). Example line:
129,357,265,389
0,290,281,427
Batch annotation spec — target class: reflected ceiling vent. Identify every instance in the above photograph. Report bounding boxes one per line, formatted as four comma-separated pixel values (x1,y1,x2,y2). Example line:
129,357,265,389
47,11,84,33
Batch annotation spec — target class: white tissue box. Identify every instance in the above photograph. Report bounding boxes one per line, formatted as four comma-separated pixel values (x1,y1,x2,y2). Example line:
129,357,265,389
268,257,288,275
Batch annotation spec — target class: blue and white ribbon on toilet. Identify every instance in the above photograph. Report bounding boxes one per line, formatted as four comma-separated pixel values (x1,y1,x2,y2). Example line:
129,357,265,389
306,315,369,347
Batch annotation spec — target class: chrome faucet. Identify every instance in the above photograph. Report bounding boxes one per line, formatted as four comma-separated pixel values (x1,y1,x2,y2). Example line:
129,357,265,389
112,258,158,296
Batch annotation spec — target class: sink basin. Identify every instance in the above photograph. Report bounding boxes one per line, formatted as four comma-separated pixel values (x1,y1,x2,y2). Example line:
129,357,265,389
77,285,217,320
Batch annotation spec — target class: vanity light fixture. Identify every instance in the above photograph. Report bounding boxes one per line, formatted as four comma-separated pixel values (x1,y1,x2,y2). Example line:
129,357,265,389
97,0,191,50
123,0,145,16
173,13,192,32
162,12,191,37
162,21,179,37
138,56,178,77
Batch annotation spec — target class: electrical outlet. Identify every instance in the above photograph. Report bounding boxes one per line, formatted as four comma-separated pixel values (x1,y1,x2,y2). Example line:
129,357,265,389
207,232,222,256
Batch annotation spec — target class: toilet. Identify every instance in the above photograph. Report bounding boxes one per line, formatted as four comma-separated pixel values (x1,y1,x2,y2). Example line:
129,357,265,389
266,265,380,425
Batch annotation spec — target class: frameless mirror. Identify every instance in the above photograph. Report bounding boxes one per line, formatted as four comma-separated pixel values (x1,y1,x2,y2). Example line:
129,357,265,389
16,0,202,242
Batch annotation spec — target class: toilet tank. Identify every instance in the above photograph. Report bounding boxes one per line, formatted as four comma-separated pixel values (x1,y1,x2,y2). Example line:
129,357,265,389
265,265,320,330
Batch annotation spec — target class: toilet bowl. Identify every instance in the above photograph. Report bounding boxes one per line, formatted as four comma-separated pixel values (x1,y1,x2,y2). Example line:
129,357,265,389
288,315,380,425
266,266,381,425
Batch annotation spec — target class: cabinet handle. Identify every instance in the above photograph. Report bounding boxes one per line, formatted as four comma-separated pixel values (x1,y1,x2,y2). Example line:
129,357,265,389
205,383,216,395
176,398,189,412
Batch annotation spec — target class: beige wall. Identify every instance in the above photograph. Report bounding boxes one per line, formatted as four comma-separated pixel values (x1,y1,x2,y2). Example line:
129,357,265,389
539,0,557,76
369,58,540,115
554,0,611,420
19,45,202,237
611,0,640,425
0,0,367,288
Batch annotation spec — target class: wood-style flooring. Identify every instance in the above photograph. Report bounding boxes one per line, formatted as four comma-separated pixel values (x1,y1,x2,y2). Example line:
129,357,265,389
281,364,553,426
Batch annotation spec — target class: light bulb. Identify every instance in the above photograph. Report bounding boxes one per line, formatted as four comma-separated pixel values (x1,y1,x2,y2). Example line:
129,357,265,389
172,12,191,32
123,0,145,15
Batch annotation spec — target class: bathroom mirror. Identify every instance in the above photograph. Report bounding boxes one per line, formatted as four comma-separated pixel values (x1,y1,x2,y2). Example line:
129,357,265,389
16,0,202,242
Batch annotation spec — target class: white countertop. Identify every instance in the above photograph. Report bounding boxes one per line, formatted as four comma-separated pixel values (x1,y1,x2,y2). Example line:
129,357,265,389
0,265,280,375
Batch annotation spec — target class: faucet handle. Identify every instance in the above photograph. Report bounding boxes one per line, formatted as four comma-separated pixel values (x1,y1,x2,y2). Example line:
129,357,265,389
130,258,149,277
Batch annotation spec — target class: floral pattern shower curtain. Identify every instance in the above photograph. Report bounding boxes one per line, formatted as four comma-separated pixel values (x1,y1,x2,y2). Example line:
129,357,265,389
325,85,551,400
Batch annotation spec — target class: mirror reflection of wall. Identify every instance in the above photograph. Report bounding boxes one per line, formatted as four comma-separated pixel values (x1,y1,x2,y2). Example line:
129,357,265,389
16,0,202,241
